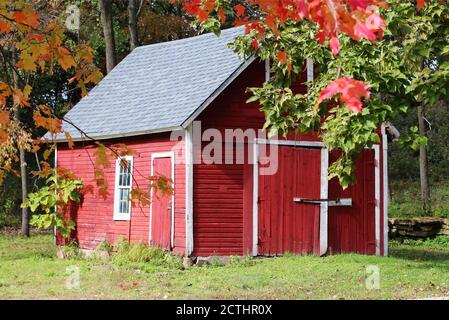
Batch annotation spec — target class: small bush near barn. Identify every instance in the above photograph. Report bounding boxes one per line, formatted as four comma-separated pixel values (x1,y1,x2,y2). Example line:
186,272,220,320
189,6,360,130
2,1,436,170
112,239,183,270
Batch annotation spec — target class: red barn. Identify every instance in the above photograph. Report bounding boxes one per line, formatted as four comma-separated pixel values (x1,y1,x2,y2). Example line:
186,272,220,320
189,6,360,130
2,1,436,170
55,27,389,258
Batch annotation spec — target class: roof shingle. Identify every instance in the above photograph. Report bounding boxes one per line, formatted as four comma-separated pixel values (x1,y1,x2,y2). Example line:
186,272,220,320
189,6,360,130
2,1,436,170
61,27,245,140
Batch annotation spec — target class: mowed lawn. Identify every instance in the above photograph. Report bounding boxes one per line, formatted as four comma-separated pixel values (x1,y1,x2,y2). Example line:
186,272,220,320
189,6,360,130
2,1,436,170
1,234,449,300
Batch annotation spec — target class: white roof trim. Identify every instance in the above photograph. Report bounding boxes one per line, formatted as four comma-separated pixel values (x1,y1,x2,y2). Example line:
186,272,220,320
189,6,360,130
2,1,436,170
54,126,183,143
181,56,256,128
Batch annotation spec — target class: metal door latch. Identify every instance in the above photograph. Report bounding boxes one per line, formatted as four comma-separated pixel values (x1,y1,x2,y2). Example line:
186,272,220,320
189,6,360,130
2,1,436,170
293,197,352,207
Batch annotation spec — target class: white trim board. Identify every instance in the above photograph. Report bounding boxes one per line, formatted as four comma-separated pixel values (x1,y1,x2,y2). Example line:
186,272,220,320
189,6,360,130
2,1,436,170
381,124,389,256
185,125,194,256
252,139,329,256
54,144,58,245
306,59,314,82
319,147,329,256
149,151,175,249
372,144,381,256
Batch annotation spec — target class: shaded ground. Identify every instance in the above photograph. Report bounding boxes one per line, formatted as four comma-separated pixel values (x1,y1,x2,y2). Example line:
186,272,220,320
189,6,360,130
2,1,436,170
0,234,448,300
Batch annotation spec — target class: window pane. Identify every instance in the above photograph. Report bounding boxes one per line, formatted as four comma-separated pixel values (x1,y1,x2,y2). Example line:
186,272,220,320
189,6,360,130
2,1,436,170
118,160,131,187
118,188,130,214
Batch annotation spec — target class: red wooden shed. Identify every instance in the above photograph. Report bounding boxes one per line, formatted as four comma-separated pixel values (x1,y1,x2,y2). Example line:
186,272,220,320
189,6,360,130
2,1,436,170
55,27,389,257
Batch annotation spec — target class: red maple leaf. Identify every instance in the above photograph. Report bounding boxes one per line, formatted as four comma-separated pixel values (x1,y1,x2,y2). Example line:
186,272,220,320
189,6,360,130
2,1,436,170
317,77,370,113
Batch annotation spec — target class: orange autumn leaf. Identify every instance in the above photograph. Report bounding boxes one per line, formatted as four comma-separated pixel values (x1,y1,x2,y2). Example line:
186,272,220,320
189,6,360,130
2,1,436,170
94,143,111,168
0,110,9,143
26,33,45,42
13,85,32,107
217,7,226,23
13,8,39,29
417,0,426,9
0,20,11,33
33,107,62,133
57,47,76,71
17,52,37,72
65,132,74,149
0,82,11,105
234,4,246,17
276,50,287,64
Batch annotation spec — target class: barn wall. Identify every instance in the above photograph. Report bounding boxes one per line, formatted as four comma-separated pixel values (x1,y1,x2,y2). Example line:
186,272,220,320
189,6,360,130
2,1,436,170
192,61,266,256
57,133,186,254
192,59,386,256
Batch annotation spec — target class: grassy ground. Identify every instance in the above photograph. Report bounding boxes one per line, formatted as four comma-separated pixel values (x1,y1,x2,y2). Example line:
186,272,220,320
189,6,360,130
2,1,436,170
1,234,449,300
390,180,449,218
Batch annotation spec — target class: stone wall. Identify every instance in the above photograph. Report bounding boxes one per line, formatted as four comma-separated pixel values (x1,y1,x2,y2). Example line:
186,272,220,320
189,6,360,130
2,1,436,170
389,217,449,240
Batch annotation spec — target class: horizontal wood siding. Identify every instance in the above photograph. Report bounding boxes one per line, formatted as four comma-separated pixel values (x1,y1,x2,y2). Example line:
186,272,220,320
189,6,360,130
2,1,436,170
192,61,266,256
57,133,186,254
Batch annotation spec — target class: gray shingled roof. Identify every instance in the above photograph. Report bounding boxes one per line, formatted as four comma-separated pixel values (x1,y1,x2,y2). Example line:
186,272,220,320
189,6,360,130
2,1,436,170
60,27,246,140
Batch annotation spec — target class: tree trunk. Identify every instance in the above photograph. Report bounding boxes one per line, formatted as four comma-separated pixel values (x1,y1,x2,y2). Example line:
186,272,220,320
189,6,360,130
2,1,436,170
128,0,139,50
13,109,29,237
417,104,431,214
19,143,29,236
99,0,116,73
12,68,30,236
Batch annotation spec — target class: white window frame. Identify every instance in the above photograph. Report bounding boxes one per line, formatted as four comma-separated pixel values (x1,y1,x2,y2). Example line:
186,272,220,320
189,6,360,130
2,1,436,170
113,155,133,221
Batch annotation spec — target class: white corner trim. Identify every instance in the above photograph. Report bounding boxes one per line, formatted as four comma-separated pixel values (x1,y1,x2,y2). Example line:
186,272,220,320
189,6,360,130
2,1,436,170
372,144,381,256
182,57,256,128
306,58,314,82
319,147,329,256
113,155,134,221
149,151,175,248
381,124,389,256
185,125,194,256
54,144,58,245
252,142,259,256
265,59,270,83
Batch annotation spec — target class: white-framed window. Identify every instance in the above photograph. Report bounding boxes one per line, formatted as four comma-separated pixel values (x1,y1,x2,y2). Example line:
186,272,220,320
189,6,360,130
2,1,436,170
113,156,133,220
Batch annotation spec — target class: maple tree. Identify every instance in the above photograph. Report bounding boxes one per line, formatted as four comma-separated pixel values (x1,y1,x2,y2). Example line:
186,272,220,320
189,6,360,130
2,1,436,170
0,0,163,238
180,0,446,187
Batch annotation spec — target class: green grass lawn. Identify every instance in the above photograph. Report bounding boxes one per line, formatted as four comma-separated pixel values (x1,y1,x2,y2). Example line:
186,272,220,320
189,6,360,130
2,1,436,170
1,234,449,300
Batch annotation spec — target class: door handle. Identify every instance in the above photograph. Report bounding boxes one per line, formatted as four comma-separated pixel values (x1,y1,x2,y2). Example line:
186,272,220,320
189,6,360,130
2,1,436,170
293,197,352,207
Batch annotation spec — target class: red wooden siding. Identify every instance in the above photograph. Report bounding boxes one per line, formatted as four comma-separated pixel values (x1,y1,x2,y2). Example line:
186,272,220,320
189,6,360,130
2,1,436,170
192,61,266,256
258,146,322,255
57,134,186,254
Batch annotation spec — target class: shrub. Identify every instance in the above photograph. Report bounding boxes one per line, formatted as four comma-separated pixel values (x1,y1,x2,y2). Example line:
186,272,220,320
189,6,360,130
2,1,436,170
112,240,183,270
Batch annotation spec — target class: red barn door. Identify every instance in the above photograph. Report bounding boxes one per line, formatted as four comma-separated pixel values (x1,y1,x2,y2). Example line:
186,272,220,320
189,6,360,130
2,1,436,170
150,155,173,250
327,149,377,255
257,145,323,255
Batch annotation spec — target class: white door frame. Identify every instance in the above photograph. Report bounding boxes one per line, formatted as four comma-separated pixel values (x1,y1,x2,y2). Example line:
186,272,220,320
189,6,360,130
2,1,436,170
149,152,175,249
252,139,329,256
372,144,381,256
